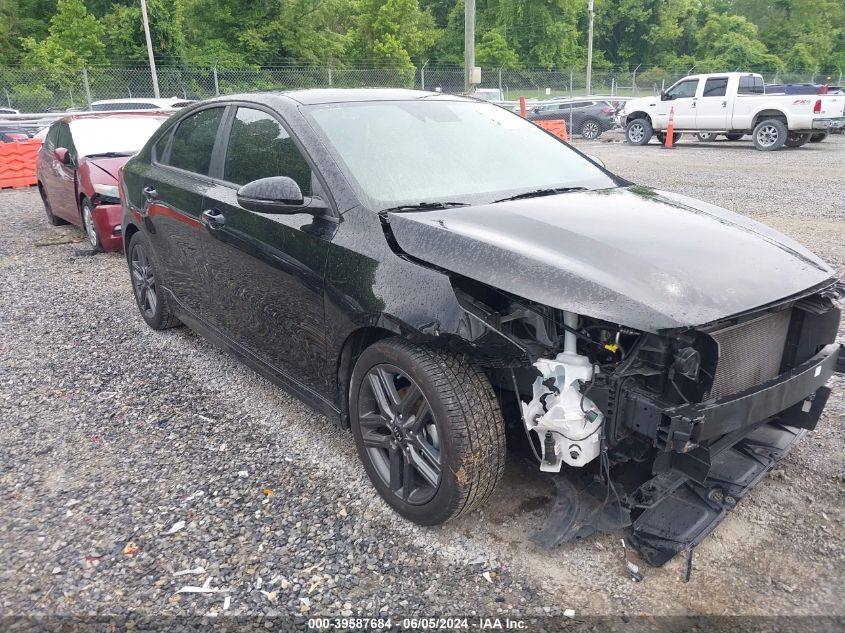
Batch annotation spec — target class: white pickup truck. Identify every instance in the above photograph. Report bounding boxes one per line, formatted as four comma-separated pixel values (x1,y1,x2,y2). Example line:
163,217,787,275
621,72,845,150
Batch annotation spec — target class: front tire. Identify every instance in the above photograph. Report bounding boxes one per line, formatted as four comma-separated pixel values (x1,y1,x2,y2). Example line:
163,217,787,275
696,132,717,142
725,133,744,141
127,231,181,330
580,118,602,140
625,118,653,145
81,198,102,253
350,339,506,526
752,118,787,151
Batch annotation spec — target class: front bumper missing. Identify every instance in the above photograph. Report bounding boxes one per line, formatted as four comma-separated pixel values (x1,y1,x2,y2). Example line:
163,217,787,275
533,343,842,566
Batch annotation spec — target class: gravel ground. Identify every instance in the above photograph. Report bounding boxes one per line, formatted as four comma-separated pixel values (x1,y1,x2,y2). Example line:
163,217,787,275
0,135,843,626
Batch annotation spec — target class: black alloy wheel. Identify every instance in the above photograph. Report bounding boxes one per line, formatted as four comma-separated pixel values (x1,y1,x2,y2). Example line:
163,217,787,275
357,363,442,505
580,118,602,140
350,339,506,525
128,232,180,330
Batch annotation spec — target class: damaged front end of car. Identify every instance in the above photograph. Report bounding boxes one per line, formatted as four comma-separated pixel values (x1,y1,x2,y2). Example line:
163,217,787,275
451,275,844,566
381,189,844,566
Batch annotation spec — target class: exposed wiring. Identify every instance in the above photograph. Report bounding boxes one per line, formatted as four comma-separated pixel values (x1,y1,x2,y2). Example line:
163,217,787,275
510,368,542,464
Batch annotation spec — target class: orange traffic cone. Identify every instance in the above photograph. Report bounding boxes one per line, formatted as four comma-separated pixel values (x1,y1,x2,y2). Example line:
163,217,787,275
519,96,527,117
663,106,675,149
560,118,569,141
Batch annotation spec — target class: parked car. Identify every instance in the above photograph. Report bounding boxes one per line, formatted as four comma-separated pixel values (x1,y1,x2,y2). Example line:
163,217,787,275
621,72,845,150
0,107,20,115
471,88,505,103
527,98,617,139
36,112,170,251
120,90,843,567
88,97,194,112
0,125,32,142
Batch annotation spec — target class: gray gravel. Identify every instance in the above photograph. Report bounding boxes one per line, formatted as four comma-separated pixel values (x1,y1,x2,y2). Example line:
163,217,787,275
0,134,843,622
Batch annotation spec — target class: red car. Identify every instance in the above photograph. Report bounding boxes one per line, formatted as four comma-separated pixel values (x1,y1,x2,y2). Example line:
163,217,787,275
36,112,170,252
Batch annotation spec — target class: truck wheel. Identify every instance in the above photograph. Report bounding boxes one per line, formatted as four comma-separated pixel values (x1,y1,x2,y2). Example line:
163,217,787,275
696,132,717,142
625,118,653,145
785,132,810,148
809,132,828,143
349,338,506,526
752,119,787,151
656,131,682,145
725,133,744,141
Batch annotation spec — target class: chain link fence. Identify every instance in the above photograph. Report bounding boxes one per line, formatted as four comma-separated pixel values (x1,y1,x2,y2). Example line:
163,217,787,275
1,63,842,113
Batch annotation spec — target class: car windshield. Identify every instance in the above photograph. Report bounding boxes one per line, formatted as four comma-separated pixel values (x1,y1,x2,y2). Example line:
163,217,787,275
307,98,618,209
68,117,166,157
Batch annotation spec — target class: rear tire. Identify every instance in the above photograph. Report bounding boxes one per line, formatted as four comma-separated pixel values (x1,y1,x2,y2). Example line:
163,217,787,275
752,118,787,151
785,132,810,148
349,338,506,526
127,231,181,330
39,185,66,226
580,118,602,140
809,132,828,143
656,131,682,145
625,118,653,145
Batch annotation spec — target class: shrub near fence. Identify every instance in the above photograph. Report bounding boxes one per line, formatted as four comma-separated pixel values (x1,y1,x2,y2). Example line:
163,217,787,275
1,63,841,113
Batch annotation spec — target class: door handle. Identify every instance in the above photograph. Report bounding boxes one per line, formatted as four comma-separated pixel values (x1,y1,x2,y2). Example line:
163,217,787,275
721,101,727,108
202,208,226,228
142,186,157,201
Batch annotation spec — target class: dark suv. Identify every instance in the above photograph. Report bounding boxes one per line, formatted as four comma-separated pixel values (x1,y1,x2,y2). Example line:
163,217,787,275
120,90,843,567
527,99,617,139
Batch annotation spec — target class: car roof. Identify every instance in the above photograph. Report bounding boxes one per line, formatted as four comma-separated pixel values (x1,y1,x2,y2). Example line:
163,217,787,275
90,97,188,105
206,88,473,106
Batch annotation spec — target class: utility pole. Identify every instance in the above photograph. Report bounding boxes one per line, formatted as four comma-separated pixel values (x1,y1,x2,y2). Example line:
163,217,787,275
464,0,475,93
585,0,595,96
140,0,160,98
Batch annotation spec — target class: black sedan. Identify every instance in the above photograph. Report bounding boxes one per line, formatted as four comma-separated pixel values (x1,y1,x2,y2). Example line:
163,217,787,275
120,90,843,565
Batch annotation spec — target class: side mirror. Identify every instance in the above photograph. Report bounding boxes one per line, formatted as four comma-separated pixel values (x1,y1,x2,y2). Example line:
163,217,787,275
236,176,325,215
54,147,71,165
660,91,671,101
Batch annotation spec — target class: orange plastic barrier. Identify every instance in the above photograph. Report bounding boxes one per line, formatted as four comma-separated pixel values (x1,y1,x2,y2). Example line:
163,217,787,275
534,119,569,142
0,138,43,189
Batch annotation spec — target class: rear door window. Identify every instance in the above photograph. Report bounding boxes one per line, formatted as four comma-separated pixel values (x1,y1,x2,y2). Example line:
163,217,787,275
702,77,729,97
221,107,312,195
166,107,225,175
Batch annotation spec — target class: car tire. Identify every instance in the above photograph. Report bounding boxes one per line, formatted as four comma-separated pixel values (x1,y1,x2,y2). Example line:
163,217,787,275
625,118,653,145
580,118,602,140
785,132,810,148
725,133,744,141
695,132,717,142
752,118,787,151
809,132,828,143
39,184,66,226
656,131,682,145
81,198,103,253
127,231,181,330
349,338,506,526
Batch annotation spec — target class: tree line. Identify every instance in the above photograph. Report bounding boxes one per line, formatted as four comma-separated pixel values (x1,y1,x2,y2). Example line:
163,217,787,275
1,0,843,80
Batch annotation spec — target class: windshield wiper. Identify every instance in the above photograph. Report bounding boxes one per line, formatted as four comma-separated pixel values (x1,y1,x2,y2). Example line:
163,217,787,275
382,201,470,213
493,187,587,203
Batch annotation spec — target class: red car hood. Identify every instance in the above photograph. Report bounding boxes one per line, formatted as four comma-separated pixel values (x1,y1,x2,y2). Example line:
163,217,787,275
85,155,132,182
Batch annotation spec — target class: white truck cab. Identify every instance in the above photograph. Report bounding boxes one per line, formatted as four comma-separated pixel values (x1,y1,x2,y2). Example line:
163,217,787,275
621,72,845,150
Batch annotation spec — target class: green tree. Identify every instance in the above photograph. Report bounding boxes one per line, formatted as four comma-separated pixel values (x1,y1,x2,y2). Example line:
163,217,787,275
20,0,106,68
475,30,519,68
695,12,782,70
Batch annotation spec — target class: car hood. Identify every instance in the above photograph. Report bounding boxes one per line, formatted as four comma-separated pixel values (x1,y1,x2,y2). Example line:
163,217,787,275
385,187,835,332
84,156,129,182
